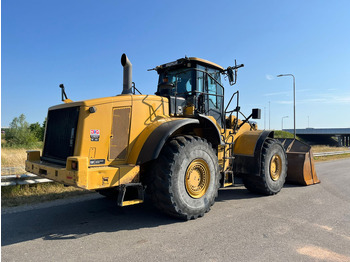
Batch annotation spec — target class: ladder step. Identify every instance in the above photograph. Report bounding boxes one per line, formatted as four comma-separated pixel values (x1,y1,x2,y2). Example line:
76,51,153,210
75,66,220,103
117,183,144,207
221,170,234,188
120,199,144,207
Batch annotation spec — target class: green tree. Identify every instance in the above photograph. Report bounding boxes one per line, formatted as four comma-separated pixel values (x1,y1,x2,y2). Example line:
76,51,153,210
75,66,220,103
42,117,47,139
5,114,38,147
30,122,44,141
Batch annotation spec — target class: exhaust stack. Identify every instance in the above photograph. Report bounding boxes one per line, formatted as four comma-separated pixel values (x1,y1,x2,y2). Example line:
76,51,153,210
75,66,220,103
121,53,132,94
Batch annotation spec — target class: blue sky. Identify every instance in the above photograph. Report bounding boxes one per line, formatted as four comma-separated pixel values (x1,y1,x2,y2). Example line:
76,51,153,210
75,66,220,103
2,0,350,130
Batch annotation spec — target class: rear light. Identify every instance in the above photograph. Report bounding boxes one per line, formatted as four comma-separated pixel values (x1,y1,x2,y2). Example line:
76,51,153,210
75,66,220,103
71,161,78,170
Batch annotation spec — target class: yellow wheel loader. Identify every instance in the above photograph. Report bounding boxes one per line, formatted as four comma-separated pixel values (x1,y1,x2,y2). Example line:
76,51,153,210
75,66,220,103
25,54,319,220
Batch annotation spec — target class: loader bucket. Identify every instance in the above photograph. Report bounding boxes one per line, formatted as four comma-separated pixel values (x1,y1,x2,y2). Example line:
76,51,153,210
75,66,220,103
279,138,320,186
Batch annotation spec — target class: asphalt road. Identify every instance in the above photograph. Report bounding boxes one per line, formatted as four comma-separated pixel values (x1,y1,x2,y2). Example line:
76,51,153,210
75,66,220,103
2,159,350,262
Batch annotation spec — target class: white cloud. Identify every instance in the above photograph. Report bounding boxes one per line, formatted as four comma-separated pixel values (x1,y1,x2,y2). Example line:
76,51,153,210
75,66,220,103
297,89,312,93
332,95,350,103
264,89,311,97
266,74,274,80
316,93,350,104
276,100,293,104
300,98,327,103
266,89,350,107
264,91,290,96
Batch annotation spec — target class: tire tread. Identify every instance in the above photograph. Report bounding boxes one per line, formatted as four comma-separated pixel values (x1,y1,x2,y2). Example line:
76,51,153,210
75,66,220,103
243,138,287,195
145,136,219,220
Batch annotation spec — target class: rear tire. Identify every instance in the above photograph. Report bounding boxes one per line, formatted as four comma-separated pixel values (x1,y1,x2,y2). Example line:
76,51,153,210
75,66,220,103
243,138,287,195
146,136,220,220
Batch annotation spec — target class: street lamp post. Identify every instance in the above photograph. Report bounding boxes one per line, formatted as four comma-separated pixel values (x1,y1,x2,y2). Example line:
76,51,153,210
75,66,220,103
282,116,288,130
277,74,296,139
268,101,271,129
264,107,266,130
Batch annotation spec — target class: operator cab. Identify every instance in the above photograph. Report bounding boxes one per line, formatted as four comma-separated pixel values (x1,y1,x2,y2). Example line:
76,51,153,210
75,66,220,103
155,57,224,126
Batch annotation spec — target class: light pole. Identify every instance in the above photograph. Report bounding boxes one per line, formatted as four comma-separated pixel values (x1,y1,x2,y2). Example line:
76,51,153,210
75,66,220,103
264,107,266,130
268,101,271,129
277,74,296,139
281,116,288,130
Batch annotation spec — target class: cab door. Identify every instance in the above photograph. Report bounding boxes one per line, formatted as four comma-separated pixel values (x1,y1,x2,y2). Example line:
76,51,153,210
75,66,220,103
205,69,224,127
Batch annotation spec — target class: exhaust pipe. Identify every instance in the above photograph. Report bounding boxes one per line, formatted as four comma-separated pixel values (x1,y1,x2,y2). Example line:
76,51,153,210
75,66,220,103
121,53,132,95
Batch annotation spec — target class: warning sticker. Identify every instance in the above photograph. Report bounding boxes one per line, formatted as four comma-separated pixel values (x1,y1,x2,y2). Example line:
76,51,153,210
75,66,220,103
90,129,100,141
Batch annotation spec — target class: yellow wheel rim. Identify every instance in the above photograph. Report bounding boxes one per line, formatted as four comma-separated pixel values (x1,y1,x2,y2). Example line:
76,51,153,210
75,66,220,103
185,159,210,199
270,154,282,181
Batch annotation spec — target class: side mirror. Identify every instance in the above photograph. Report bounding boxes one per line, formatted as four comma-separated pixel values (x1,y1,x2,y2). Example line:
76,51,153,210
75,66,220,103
226,61,244,86
227,67,234,84
252,108,261,119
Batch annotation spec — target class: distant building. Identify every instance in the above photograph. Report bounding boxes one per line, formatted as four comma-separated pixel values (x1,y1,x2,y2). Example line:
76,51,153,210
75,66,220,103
283,128,350,147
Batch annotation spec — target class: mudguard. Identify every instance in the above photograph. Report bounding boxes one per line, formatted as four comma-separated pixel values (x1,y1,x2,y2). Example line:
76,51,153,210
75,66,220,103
197,114,224,146
136,115,223,165
136,118,200,164
233,130,274,176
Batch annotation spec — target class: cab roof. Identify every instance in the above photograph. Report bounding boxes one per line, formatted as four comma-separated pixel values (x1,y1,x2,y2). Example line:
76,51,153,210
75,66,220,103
156,57,224,72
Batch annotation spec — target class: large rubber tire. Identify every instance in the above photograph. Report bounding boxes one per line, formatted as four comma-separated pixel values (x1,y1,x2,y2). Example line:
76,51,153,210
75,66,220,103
145,136,220,220
243,138,287,195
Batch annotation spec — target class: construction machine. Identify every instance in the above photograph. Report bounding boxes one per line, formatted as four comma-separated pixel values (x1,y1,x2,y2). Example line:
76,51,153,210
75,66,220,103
25,54,320,220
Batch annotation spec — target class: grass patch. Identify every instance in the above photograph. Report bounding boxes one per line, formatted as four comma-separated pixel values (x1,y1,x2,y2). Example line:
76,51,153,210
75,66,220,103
1,183,92,207
1,147,41,175
1,146,93,208
274,130,300,139
1,141,43,149
314,153,350,162
311,145,349,153
311,145,350,161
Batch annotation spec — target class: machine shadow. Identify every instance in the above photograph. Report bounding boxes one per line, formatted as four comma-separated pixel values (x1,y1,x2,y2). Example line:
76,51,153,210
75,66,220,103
2,184,297,246
216,186,265,202
2,195,179,246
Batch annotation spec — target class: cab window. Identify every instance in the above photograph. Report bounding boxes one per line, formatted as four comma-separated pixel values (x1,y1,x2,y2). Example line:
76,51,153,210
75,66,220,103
176,70,193,95
158,69,194,96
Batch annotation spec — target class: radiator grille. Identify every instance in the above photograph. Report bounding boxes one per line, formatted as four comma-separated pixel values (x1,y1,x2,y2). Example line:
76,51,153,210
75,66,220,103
42,106,80,165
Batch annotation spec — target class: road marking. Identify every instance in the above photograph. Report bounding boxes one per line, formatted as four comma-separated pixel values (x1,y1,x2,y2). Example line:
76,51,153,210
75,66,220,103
297,245,350,262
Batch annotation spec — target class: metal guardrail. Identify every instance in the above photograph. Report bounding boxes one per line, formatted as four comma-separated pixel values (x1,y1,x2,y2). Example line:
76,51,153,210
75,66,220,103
1,173,53,186
1,166,26,176
1,150,350,186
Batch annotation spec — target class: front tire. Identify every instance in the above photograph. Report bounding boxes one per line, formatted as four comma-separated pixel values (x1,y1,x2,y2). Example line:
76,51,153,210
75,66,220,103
146,136,220,220
243,139,287,195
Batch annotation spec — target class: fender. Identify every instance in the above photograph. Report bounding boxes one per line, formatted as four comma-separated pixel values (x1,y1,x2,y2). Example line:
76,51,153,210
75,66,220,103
233,130,274,176
197,114,224,147
136,118,200,165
